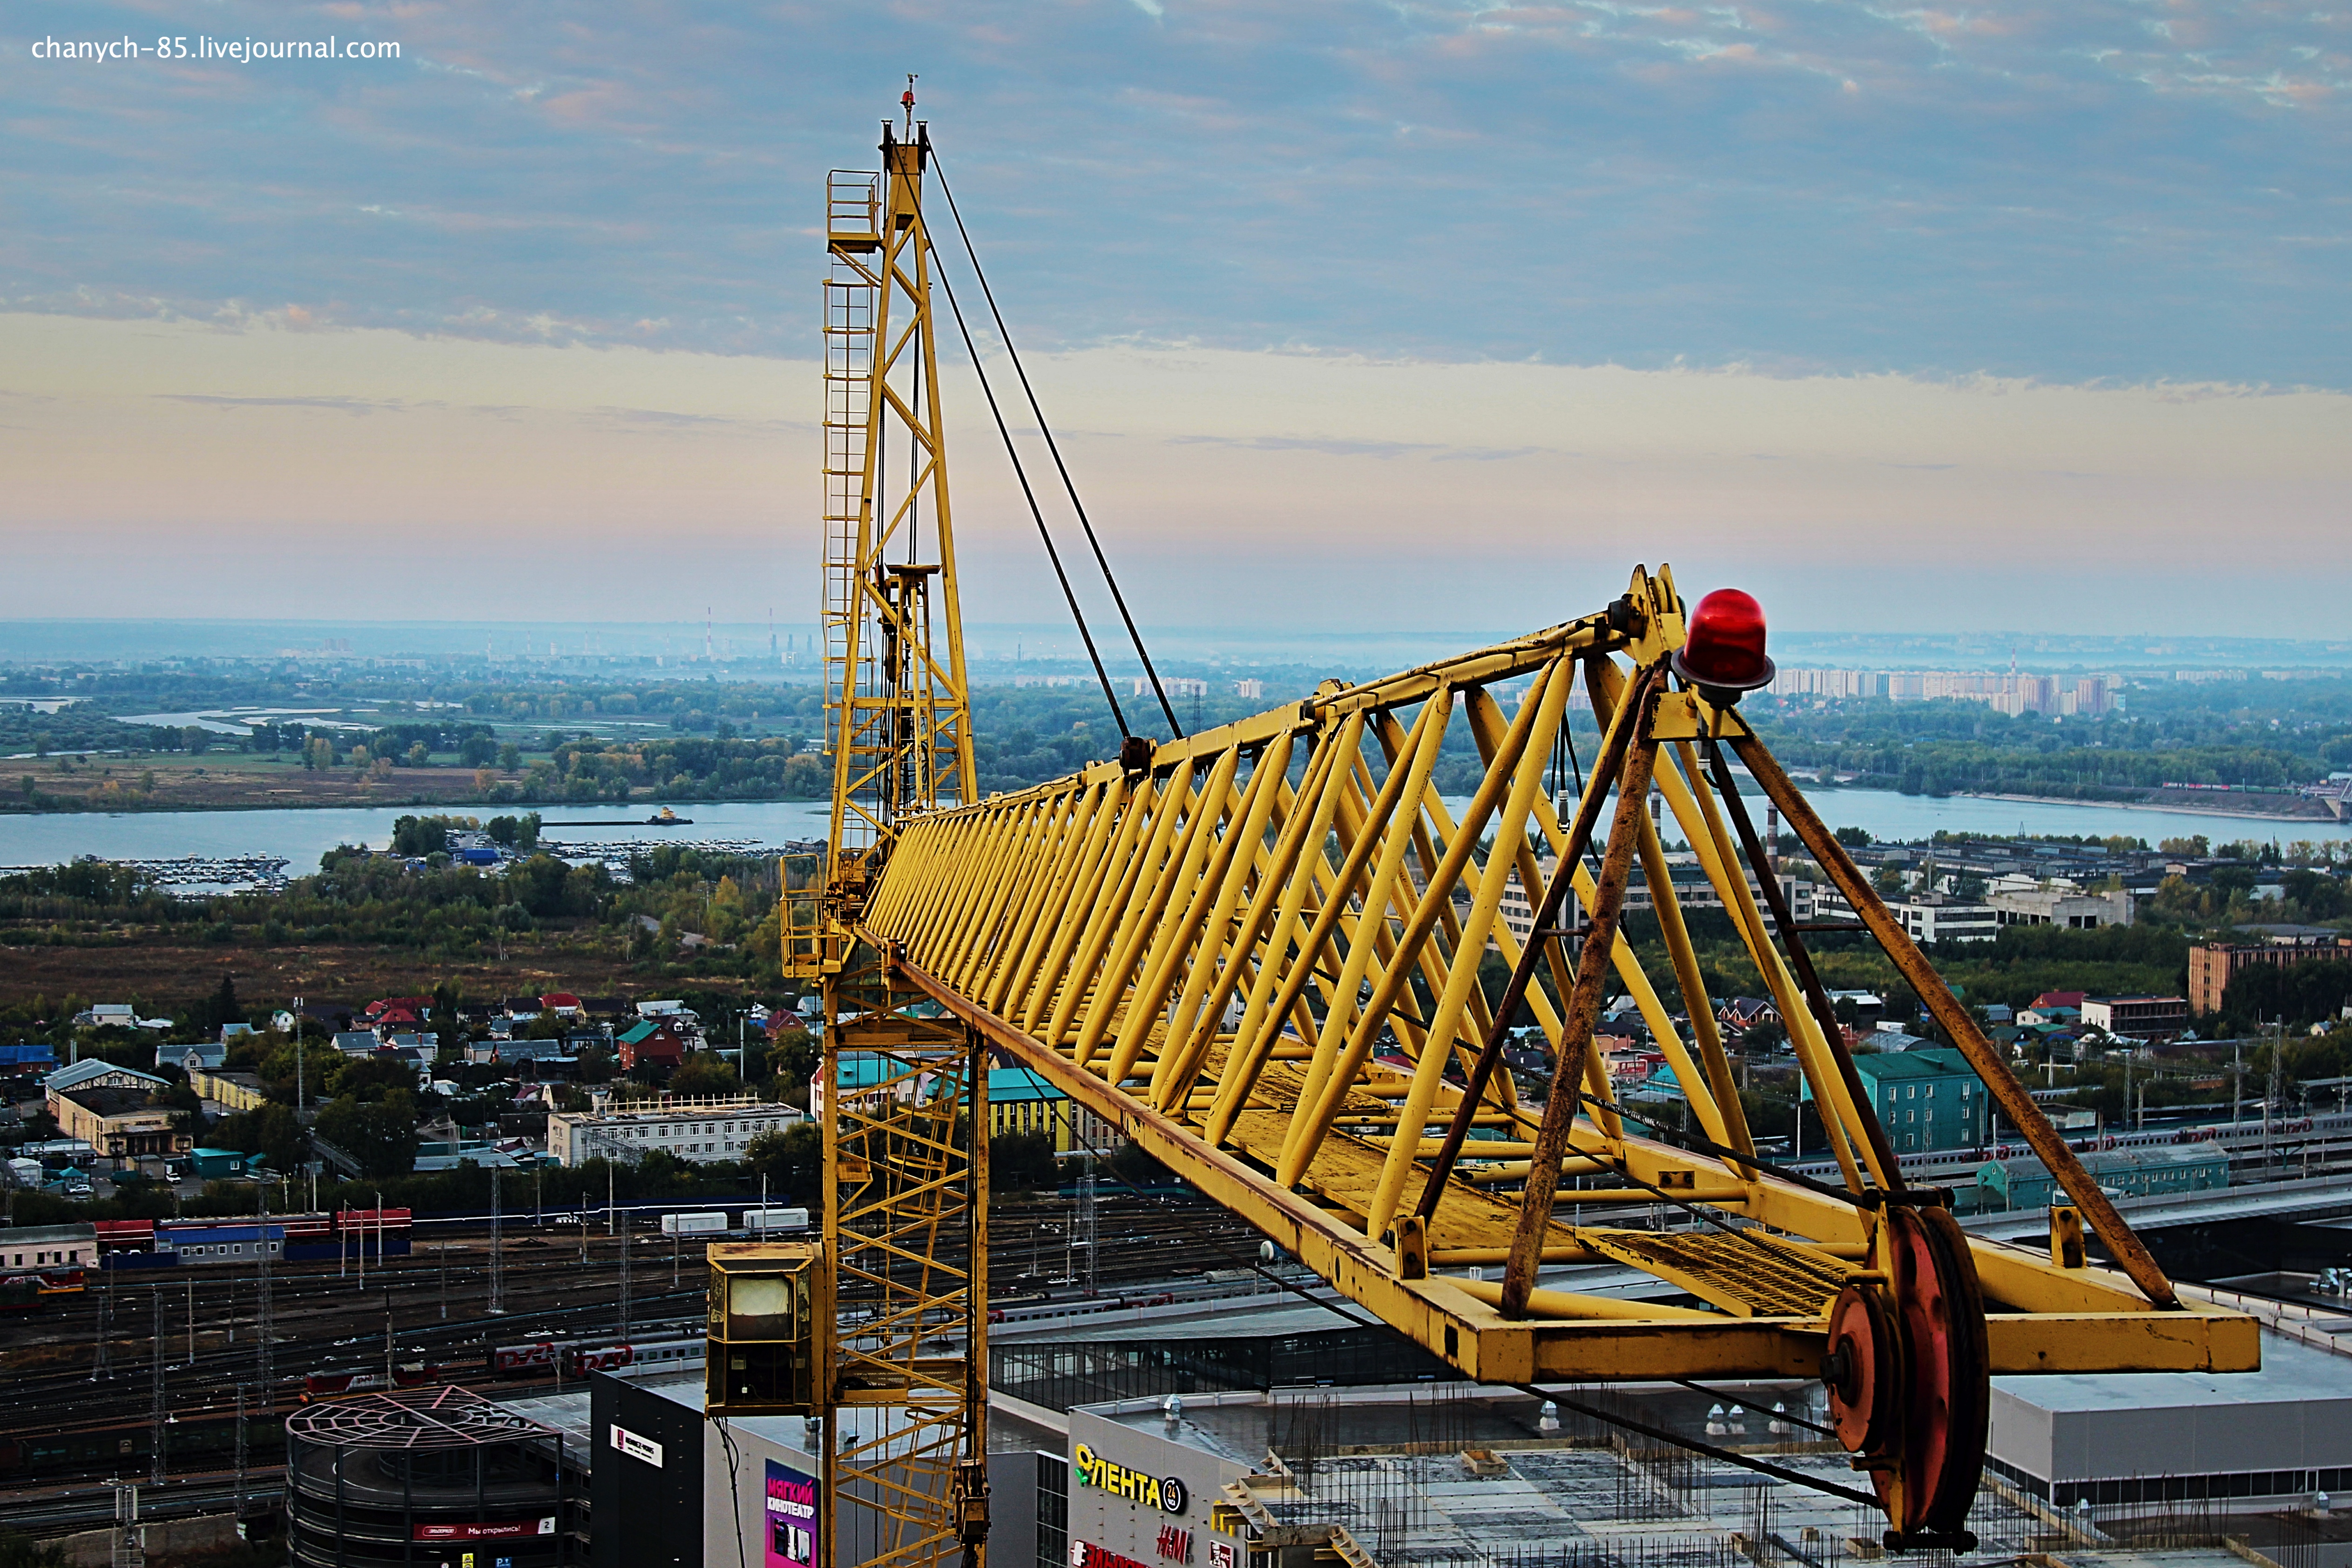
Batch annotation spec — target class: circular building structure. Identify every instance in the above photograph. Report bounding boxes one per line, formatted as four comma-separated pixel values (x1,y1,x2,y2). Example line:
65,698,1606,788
286,1385,572,1567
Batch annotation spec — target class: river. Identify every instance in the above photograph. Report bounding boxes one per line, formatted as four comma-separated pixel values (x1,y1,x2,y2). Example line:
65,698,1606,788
0,788,2342,881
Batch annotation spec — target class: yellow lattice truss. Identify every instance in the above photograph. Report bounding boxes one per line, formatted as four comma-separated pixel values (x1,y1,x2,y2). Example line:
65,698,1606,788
819,122,976,886
820,946,987,1568
856,566,2257,1396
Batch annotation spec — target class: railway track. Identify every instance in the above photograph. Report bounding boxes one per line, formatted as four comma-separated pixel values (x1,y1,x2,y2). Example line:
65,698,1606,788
0,1194,1269,1495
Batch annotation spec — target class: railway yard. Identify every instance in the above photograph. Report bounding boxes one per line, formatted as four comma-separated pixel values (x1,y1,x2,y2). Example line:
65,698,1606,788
0,1191,1270,1530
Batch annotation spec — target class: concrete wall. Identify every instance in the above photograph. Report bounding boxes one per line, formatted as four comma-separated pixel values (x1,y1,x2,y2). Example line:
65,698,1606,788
47,1513,240,1566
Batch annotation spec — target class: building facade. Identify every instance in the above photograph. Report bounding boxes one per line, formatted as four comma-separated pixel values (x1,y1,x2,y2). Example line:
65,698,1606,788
2080,995,2190,1038
1987,882,2135,929
44,1060,193,1163
1804,1047,1989,1153
546,1093,804,1167
2190,935,2352,1016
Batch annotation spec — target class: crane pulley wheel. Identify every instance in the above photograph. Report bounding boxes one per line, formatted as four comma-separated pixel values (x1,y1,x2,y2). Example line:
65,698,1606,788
1822,1282,1894,1454
1823,1205,1990,1551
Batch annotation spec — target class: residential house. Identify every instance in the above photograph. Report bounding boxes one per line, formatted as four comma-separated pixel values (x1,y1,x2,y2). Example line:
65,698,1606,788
332,1031,382,1056
361,996,433,1029
616,1020,690,1072
1718,998,1781,1033
464,1037,577,1068
156,1041,229,1075
538,993,583,1018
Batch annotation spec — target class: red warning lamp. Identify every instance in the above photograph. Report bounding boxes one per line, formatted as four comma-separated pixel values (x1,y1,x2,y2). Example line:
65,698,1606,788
1672,588,1775,702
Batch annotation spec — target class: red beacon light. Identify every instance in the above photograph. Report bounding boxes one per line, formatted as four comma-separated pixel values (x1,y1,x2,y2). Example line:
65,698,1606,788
1672,588,1775,703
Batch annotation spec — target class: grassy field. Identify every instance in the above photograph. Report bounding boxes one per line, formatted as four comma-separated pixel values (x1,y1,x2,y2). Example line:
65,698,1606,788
0,934,761,1011
9,755,515,812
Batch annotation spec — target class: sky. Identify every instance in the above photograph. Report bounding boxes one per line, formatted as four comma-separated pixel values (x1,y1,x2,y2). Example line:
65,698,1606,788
2,1,2348,640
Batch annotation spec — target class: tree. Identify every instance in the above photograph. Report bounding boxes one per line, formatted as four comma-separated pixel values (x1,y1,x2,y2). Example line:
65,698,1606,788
0,1526,70,1568
744,1122,821,1198
392,815,451,856
498,743,522,773
213,1102,306,1172
192,973,243,1034
331,1053,421,1102
1833,825,1872,848
991,1131,1058,1192
314,1090,421,1178
670,1053,741,1097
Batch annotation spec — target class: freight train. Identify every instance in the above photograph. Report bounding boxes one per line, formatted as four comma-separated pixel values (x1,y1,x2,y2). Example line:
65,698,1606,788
93,1210,413,1269
302,1332,704,1399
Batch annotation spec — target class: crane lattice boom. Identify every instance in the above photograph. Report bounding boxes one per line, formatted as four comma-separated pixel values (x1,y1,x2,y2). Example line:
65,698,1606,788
855,565,2257,1548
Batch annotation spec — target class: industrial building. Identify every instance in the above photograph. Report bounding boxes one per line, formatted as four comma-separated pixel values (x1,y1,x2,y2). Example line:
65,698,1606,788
42,1058,193,1164
0,1221,95,1271
546,1092,804,1167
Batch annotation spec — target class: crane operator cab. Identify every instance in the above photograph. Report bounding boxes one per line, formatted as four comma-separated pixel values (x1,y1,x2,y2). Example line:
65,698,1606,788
706,1242,829,1415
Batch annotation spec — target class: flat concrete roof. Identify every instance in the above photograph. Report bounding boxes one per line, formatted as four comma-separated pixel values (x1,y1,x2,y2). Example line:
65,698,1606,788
1997,1327,2352,1414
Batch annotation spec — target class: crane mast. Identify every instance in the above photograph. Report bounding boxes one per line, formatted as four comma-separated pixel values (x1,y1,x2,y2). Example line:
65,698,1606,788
764,110,991,1568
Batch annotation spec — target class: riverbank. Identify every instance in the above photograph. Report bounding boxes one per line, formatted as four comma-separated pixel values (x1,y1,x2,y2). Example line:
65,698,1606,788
1956,790,2344,826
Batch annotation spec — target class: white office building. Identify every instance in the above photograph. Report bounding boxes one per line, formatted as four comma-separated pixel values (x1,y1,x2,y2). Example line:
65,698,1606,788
546,1092,803,1167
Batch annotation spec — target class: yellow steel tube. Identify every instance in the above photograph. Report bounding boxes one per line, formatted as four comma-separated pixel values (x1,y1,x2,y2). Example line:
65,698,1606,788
1016,776,1132,1033
1148,730,1297,1108
1107,746,1247,1083
1043,773,1163,1047
1361,666,1570,1239
1660,736,1878,1191
1074,757,1202,1069
1204,715,1366,1147
1338,668,1560,1143
983,780,1110,1020
1280,687,1453,1187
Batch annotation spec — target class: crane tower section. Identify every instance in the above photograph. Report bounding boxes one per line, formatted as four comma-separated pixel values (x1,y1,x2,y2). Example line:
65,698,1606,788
822,122,977,893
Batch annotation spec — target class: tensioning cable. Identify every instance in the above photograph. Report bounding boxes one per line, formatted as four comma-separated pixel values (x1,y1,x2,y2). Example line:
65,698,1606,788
932,152,1185,738
932,254,1133,738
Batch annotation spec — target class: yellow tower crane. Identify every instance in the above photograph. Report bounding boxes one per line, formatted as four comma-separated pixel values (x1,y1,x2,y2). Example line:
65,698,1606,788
730,102,992,1568
723,105,2262,1568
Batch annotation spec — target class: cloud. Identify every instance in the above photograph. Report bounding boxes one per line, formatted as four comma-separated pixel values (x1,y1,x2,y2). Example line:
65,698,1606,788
155,392,400,414
0,0,2340,389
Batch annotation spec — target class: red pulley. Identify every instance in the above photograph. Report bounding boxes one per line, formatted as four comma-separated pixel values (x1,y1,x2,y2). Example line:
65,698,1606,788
1672,588,1775,699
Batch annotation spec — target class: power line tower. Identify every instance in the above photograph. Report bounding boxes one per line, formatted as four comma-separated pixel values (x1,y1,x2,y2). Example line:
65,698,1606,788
92,1261,112,1380
488,1166,505,1315
149,1286,166,1484
255,1185,273,1406
1077,1154,1099,1299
